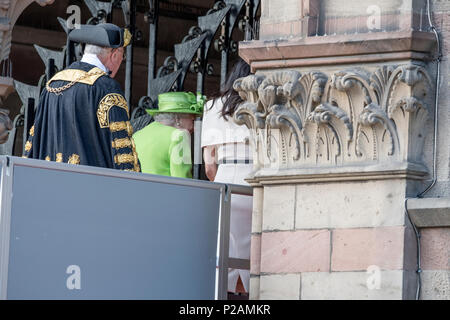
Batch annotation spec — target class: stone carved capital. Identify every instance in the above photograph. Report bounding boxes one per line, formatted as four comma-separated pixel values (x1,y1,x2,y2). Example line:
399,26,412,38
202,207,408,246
234,63,434,181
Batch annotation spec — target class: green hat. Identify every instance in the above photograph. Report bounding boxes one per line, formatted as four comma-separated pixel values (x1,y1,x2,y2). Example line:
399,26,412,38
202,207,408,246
146,92,206,116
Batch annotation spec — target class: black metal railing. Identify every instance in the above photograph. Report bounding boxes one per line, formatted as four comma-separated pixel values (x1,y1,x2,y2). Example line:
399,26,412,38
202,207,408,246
3,0,261,179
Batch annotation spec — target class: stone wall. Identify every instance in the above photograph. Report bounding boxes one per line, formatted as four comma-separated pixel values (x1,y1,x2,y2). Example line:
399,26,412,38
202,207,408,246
238,0,449,300
259,0,434,40
426,0,450,198
416,0,450,300
251,181,418,300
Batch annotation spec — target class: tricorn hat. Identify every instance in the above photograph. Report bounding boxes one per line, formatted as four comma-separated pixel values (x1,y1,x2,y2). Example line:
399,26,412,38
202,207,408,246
68,23,132,48
146,92,205,116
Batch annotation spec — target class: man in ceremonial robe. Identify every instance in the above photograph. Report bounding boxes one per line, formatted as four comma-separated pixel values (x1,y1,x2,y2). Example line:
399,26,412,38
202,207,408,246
23,23,140,172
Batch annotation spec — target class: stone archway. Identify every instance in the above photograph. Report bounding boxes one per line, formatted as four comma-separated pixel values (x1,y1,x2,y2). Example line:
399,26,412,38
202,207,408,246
0,0,54,101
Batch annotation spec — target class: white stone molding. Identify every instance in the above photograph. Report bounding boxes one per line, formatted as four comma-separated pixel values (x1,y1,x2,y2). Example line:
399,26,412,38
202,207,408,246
233,63,433,183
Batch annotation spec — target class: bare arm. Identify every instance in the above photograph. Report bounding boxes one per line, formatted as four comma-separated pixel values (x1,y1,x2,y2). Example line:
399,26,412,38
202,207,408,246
203,145,217,182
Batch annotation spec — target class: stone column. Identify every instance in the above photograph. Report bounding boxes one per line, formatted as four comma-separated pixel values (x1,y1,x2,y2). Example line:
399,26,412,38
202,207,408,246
237,0,439,300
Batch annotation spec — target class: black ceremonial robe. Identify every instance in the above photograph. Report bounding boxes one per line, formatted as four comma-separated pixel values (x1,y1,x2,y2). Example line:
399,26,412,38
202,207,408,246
23,61,140,172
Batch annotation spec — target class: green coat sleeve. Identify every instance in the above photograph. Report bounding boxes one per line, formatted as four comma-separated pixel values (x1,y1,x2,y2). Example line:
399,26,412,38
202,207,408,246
168,129,192,179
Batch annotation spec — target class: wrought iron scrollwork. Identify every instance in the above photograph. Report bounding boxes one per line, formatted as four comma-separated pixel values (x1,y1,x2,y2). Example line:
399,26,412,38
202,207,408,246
182,26,203,43
207,1,227,15
138,0,261,121
85,0,113,24
8,0,262,159
4,81,41,156
214,20,228,52
157,56,179,78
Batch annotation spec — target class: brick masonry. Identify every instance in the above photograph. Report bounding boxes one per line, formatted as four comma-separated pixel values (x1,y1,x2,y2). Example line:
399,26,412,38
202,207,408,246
331,227,406,272
262,185,296,231
420,228,450,271
260,274,301,300
301,271,407,300
260,229,330,273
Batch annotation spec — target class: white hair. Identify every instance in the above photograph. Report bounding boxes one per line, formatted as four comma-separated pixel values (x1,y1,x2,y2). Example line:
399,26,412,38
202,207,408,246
84,44,110,58
153,112,179,125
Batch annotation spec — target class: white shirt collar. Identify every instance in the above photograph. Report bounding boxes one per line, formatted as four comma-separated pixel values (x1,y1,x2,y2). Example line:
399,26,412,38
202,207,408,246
80,53,109,74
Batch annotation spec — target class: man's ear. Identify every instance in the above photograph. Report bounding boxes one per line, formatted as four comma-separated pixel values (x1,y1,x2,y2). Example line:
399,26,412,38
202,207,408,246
113,48,122,61
110,48,117,60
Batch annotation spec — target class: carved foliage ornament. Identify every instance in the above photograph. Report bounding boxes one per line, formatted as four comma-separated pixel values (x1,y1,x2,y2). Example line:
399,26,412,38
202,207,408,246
233,63,432,170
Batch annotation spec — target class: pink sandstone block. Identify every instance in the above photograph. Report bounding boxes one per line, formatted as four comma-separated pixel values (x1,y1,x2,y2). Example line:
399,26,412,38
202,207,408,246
259,23,274,38
420,228,450,271
331,226,405,271
291,20,302,36
260,229,330,273
250,234,262,275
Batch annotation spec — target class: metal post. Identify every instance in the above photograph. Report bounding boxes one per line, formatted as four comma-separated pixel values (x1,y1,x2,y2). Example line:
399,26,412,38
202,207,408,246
23,98,35,150
193,44,205,180
125,0,136,106
65,38,74,68
220,15,229,91
217,185,231,300
220,50,228,91
0,157,14,299
244,0,252,41
193,116,202,180
46,58,55,80
147,0,159,96
196,46,205,95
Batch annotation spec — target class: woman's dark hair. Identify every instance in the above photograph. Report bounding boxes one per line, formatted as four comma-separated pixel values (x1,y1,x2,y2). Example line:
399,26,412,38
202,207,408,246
209,58,250,120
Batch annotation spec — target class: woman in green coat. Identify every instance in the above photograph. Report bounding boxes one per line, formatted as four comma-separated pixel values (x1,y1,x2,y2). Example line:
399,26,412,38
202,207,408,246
133,92,204,178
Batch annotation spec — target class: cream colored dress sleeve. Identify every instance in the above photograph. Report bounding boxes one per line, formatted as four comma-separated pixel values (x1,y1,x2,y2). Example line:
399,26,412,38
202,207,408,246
201,98,250,148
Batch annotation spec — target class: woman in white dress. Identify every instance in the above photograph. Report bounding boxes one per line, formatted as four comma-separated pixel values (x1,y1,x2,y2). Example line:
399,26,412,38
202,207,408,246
201,59,252,295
